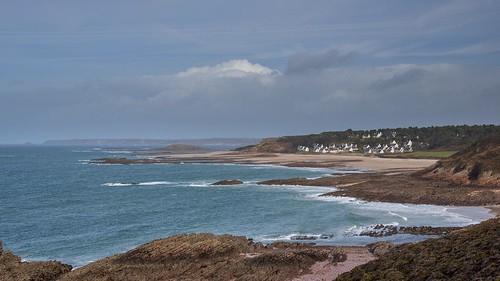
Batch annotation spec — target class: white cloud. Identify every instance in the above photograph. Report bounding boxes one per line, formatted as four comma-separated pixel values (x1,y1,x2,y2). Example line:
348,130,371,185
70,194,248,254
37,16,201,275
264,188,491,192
177,59,280,78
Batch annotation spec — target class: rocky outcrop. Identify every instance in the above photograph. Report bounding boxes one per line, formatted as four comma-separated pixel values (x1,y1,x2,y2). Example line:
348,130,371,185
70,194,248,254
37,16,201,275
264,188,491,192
367,242,395,257
211,179,243,185
0,241,72,281
337,218,500,281
358,224,463,237
259,173,500,206
59,233,346,281
420,136,500,186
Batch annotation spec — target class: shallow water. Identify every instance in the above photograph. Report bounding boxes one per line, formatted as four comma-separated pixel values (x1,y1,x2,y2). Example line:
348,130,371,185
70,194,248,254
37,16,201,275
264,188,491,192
0,146,493,267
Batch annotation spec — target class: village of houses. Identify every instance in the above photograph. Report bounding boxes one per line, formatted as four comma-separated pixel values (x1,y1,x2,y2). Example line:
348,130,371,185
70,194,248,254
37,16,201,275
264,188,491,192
296,131,414,155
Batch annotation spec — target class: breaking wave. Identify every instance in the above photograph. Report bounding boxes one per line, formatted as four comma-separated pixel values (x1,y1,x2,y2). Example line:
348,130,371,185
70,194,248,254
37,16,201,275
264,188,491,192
102,181,172,187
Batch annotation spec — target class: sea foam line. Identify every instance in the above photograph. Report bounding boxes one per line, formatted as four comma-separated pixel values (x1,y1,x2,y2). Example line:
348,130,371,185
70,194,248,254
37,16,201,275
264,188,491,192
102,181,172,187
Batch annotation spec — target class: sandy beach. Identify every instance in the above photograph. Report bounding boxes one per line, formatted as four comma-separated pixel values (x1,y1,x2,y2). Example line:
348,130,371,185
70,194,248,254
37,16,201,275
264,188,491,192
104,150,438,172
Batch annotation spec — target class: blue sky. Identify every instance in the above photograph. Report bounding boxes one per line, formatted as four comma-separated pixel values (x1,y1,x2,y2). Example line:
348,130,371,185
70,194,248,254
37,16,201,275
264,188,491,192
1,1,500,143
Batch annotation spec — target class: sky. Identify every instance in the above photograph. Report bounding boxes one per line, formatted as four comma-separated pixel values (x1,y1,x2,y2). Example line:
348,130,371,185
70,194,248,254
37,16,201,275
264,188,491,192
1,0,500,143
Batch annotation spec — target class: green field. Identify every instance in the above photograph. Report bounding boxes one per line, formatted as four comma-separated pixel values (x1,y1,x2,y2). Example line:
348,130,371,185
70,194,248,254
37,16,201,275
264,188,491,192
380,150,458,159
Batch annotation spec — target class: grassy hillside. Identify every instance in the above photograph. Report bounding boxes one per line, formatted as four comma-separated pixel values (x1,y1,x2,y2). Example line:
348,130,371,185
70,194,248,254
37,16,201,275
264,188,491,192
239,125,500,153
420,136,500,186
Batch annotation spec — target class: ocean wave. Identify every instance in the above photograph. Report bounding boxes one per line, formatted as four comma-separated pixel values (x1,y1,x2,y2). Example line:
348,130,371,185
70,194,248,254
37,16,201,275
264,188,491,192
102,183,134,187
308,194,493,226
257,232,335,242
187,181,211,187
138,181,172,186
102,181,172,187
102,150,133,154
344,222,400,237
388,211,408,221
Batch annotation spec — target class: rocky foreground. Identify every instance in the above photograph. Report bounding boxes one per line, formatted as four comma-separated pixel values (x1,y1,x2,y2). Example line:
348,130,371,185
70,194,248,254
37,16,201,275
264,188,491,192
59,234,350,281
0,241,72,281
336,217,500,281
2,219,499,280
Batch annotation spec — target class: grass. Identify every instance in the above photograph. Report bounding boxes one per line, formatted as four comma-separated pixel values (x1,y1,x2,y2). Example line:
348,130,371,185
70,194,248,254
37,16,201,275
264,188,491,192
380,150,458,159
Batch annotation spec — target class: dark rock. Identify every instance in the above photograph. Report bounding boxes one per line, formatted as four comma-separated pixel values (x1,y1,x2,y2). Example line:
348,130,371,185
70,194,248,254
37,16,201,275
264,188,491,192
358,224,462,237
211,179,243,185
290,235,317,241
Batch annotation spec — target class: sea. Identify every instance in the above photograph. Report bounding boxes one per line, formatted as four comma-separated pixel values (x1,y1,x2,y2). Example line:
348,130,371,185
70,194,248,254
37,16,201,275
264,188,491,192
0,146,494,267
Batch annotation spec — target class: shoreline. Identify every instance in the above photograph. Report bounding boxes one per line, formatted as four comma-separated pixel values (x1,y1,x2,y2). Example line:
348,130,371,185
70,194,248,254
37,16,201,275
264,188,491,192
93,150,500,208
94,150,438,172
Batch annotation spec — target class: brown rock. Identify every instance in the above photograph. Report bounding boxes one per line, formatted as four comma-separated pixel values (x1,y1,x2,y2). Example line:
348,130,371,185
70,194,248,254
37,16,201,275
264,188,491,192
60,233,346,281
211,179,243,185
0,243,72,281
367,241,395,257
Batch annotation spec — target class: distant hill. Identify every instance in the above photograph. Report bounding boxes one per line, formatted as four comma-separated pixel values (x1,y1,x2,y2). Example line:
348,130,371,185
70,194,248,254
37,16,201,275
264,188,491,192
420,136,500,186
238,125,500,153
159,144,211,154
336,217,500,281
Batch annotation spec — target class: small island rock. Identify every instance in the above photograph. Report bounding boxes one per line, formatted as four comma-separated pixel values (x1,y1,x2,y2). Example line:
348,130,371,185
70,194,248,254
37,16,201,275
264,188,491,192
211,179,243,186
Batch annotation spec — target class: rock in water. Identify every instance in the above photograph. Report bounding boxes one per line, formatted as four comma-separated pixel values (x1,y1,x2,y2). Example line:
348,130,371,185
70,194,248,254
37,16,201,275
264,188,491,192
211,179,243,185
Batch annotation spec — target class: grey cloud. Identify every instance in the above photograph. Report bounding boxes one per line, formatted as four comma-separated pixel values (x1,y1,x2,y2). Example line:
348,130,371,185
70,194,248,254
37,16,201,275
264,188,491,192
285,49,355,74
372,68,427,91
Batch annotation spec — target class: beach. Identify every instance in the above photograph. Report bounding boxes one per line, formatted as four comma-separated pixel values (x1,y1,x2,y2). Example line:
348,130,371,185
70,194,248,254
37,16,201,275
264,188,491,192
100,150,438,171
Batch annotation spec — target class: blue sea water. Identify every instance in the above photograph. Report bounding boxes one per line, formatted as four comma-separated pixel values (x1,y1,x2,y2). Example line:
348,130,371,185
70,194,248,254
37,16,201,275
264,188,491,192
0,146,493,267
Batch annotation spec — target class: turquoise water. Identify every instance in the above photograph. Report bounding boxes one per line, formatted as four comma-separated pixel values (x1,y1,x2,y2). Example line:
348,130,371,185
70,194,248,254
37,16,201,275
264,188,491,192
0,146,493,267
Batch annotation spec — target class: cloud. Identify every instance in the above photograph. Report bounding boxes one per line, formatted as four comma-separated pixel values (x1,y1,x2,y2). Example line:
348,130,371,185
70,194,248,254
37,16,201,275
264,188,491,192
177,59,280,78
286,49,355,74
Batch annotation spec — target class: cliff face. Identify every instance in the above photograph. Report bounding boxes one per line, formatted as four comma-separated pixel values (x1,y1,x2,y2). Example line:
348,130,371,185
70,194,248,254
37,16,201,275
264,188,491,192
59,233,345,281
421,137,500,186
337,218,500,281
0,241,72,281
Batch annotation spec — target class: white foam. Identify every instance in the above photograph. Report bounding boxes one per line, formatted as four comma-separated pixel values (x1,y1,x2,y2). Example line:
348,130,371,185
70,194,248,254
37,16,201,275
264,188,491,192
102,181,171,187
388,211,408,221
188,182,211,187
102,183,133,187
137,181,171,186
258,233,322,241
102,150,133,154
308,193,493,226
345,222,400,237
